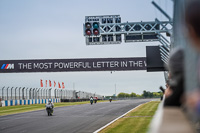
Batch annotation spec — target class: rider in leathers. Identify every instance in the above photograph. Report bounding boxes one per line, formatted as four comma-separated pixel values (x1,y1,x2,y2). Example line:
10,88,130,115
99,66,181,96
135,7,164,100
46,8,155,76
46,100,54,115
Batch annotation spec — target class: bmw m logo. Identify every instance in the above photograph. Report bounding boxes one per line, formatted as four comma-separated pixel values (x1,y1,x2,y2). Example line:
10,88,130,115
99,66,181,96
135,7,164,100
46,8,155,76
1,64,14,69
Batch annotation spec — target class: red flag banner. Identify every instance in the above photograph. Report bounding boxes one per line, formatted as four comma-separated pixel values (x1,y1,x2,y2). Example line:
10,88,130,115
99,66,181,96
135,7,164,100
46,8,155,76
58,82,61,88
45,80,47,87
49,80,52,87
40,79,43,87
62,82,65,89
54,81,56,87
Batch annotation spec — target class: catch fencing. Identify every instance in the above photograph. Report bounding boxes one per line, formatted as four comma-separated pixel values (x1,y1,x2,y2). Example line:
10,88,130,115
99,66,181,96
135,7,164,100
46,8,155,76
0,86,102,107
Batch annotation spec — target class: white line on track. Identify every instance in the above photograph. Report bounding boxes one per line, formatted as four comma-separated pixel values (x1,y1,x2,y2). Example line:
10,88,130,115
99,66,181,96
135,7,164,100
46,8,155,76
93,101,150,133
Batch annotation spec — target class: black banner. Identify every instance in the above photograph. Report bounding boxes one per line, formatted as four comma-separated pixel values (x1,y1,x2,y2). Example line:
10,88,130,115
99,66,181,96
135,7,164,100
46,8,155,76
0,57,146,73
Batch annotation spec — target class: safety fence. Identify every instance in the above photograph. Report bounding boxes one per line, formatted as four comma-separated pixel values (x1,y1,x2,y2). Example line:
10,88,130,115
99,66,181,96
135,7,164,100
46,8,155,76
0,86,102,107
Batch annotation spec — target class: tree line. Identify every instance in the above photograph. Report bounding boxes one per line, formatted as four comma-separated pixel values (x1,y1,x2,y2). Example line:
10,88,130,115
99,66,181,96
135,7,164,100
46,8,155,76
117,90,163,98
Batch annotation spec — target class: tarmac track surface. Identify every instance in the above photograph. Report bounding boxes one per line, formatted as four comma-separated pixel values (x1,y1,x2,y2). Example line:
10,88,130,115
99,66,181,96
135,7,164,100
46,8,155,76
0,99,152,133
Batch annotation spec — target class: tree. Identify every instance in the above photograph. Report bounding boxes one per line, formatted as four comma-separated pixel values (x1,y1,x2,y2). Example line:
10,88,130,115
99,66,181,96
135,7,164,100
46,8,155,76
125,93,130,97
117,91,160,98
136,94,141,97
143,90,148,98
153,92,161,97
149,92,153,98
118,92,126,98
130,92,137,97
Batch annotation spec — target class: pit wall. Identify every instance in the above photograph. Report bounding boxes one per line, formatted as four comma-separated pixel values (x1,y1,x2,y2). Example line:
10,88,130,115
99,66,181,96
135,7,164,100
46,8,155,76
0,98,60,107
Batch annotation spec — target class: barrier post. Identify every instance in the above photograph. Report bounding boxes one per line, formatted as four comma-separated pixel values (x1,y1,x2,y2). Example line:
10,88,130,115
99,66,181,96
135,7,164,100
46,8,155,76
2,86,5,100
6,87,9,100
15,87,18,100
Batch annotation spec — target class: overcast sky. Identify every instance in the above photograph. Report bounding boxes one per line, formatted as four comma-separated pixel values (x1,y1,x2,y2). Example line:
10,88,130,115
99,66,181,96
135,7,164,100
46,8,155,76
0,0,173,96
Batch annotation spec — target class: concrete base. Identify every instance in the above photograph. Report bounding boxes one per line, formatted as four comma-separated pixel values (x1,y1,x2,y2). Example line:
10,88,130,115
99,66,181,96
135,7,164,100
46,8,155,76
149,105,196,133
0,98,60,107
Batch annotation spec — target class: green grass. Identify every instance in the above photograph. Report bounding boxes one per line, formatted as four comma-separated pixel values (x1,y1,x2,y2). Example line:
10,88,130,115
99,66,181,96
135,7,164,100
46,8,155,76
0,100,109,116
99,101,160,133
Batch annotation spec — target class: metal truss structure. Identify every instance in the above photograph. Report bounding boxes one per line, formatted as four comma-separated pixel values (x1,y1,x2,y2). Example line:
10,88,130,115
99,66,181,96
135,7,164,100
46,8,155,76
99,21,172,35
84,19,172,45
83,1,173,69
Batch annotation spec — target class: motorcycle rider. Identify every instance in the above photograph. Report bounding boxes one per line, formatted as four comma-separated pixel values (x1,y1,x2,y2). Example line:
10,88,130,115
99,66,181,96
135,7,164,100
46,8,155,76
109,97,112,102
94,97,97,104
46,100,54,116
90,96,93,105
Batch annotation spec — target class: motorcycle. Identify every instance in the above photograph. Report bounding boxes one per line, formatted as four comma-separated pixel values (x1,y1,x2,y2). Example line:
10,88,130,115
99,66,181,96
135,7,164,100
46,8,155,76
94,99,97,104
109,99,112,103
46,104,53,116
90,99,93,105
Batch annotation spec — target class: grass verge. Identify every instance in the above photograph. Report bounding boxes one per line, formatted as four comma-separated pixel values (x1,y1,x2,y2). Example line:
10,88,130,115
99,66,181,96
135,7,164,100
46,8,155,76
0,100,109,116
99,101,160,133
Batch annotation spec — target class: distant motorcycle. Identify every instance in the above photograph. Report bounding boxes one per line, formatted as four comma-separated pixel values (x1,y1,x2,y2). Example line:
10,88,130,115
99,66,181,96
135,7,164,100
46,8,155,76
46,105,53,116
90,98,93,105
94,97,98,104
46,100,54,116
109,98,112,103
94,99,97,104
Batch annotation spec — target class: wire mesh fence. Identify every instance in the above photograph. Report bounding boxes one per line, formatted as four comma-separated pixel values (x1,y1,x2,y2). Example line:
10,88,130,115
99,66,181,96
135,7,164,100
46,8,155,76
0,86,101,101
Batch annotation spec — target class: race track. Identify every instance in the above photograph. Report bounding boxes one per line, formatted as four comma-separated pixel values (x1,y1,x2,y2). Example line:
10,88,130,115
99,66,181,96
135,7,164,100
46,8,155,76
0,99,152,133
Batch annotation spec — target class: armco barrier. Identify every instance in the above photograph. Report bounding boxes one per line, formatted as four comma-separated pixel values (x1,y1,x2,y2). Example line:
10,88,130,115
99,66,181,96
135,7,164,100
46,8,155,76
10,100,13,106
5,100,8,106
15,100,18,105
0,98,60,107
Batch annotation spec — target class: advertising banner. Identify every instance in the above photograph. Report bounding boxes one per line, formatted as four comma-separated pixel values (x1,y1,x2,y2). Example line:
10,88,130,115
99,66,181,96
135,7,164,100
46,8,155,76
0,57,146,73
